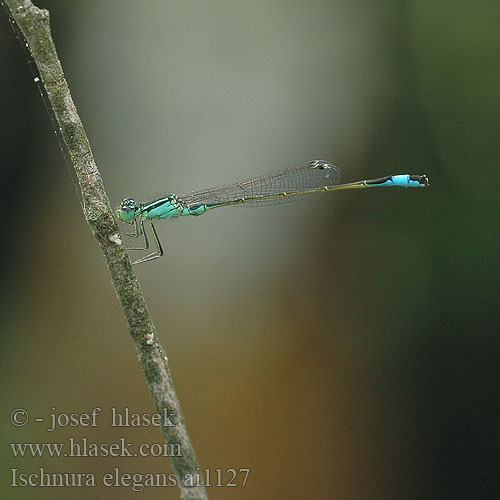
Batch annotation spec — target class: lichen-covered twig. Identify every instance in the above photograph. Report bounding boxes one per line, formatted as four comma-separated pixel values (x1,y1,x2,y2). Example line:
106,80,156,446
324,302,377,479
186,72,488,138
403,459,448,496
1,1,207,498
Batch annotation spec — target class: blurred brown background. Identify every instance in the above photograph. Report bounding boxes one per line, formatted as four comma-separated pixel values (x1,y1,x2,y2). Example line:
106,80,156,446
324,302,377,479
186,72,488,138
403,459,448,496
1,1,499,499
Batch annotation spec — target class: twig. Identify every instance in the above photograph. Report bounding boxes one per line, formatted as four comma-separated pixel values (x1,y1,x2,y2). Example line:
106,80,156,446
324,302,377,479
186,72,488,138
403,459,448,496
1,1,207,498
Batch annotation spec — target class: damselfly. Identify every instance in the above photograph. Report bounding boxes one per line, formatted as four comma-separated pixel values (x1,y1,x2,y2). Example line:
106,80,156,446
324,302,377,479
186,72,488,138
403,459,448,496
118,160,428,264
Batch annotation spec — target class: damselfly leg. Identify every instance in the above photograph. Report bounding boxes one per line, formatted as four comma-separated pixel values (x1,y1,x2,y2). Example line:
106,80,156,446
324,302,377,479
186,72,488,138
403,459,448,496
120,219,164,264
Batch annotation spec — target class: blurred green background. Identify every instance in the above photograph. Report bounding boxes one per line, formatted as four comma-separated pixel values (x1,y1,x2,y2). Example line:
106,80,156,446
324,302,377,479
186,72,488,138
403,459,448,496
1,1,498,499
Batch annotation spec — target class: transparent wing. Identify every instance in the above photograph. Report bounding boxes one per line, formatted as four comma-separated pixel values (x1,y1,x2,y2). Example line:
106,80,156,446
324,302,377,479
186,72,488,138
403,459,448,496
177,160,341,208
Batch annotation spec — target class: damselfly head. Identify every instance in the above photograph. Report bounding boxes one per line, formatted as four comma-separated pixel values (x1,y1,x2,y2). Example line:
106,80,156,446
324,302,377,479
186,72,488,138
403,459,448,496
118,197,138,222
